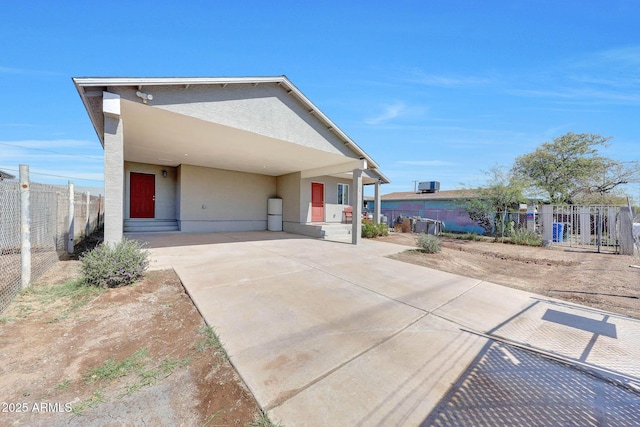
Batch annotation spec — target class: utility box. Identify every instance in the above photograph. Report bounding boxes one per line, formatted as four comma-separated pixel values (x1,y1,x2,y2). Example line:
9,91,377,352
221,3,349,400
417,181,440,193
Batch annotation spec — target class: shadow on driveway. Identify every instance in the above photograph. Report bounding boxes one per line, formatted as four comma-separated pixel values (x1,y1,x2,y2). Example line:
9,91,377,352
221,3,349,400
421,340,640,426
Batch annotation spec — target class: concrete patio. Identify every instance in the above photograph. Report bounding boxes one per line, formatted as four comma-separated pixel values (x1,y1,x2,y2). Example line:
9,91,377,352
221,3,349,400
130,231,640,426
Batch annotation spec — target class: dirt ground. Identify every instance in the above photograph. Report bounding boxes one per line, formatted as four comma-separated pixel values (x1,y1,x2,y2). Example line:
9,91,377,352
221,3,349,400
381,232,640,319
0,261,264,427
2,232,638,426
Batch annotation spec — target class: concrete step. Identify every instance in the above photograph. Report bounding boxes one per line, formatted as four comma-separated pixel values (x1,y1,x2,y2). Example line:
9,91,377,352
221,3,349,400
124,220,179,233
317,224,352,238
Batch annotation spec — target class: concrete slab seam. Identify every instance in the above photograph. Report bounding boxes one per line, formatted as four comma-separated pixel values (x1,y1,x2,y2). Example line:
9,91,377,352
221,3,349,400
242,246,436,315
264,312,429,411
427,279,485,314
180,266,314,291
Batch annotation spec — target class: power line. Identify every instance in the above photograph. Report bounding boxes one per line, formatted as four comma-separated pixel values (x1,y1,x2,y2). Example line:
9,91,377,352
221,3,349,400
0,167,104,183
0,141,103,160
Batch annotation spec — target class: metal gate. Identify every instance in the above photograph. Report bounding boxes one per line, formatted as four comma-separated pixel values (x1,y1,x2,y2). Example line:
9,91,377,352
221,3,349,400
550,205,622,253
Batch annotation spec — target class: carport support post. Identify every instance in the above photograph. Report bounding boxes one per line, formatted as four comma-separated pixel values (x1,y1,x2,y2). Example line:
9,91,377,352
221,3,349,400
373,179,381,224
103,92,124,246
352,168,363,245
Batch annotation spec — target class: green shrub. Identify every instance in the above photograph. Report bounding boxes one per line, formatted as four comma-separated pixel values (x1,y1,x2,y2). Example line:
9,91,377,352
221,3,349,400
80,238,150,288
361,220,390,238
509,228,542,246
375,222,389,237
362,221,377,238
416,233,441,253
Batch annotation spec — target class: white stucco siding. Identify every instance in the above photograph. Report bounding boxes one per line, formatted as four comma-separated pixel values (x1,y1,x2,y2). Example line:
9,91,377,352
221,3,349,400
111,84,353,158
124,162,177,220
301,176,353,224
176,165,182,220
276,172,302,224
103,115,124,244
178,164,277,232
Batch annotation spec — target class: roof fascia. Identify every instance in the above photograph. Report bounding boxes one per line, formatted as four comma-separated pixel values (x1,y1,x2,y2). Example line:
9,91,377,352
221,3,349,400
72,78,106,146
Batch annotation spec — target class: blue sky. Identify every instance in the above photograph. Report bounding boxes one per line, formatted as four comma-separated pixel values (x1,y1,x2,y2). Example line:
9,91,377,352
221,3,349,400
1,1,639,199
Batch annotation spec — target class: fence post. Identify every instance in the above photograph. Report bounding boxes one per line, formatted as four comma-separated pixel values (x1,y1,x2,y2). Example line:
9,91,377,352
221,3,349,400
19,164,31,288
527,204,536,232
540,205,553,244
97,194,102,229
579,208,590,244
85,191,90,237
608,207,617,246
68,182,74,254
619,207,634,256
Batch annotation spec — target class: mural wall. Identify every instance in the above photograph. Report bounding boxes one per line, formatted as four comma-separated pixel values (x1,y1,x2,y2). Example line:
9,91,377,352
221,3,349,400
380,199,484,234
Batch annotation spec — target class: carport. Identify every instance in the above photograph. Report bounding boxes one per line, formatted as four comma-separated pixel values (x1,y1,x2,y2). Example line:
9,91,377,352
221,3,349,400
73,76,389,246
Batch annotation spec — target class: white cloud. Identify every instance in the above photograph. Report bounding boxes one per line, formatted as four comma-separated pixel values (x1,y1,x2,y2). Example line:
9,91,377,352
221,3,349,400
364,102,406,125
404,68,493,88
396,160,457,166
509,45,640,105
508,87,640,104
590,45,640,67
0,65,63,76
0,139,104,185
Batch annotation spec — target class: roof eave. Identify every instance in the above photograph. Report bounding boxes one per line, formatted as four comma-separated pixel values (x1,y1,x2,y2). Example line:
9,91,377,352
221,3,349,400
72,77,106,147
72,75,386,178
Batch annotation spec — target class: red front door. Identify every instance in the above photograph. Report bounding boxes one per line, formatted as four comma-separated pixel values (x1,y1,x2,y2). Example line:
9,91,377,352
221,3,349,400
311,182,324,222
130,172,155,218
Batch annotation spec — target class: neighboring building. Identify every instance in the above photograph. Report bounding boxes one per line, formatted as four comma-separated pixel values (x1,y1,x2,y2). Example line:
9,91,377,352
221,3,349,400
381,189,484,234
73,76,389,245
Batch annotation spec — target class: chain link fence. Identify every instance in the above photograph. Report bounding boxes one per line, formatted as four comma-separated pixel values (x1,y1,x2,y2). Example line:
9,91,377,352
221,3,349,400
0,175,103,312
0,178,21,313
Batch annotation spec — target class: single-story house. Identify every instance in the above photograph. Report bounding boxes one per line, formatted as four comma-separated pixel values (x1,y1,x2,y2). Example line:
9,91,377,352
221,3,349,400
73,76,389,245
381,189,484,234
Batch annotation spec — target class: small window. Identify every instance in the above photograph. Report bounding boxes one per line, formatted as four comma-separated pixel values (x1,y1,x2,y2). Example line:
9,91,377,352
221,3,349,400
337,183,349,205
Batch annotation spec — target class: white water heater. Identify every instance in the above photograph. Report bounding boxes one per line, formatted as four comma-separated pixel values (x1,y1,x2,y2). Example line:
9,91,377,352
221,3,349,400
267,198,283,231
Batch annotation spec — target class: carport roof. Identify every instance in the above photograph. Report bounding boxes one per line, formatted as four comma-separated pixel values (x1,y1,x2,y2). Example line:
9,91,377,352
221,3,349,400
73,75,390,184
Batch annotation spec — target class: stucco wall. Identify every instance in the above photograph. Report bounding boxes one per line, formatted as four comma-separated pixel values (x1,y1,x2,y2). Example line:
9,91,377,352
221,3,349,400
301,176,353,223
110,84,353,158
178,164,277,232
124,162,177,220
276,172,302,224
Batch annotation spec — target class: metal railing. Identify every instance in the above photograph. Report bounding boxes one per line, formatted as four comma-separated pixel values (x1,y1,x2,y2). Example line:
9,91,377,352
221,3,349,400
549,205,623,253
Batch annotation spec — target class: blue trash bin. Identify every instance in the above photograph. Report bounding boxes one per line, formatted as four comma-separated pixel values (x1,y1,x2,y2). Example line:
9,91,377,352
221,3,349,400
552,222,564,242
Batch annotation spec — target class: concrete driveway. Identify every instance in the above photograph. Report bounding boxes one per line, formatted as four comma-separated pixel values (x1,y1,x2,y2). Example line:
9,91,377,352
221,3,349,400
131,231,640,426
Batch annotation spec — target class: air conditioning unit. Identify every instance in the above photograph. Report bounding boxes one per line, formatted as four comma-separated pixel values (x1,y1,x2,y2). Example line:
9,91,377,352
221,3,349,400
418,181,440,193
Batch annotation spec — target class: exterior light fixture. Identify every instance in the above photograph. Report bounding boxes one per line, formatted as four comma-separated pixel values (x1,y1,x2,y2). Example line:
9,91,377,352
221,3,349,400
135,91,153,104
161,169,168,178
